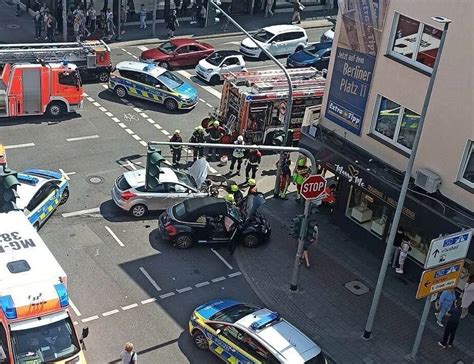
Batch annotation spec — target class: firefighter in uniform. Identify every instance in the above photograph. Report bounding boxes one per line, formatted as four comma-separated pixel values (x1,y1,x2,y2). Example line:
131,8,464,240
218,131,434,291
246,178,258,196
229,135,245,175
170,130,183,167
189,126,205,162
292,156,310,201
229,183,244,205
245,149,261,180
206,120,225,161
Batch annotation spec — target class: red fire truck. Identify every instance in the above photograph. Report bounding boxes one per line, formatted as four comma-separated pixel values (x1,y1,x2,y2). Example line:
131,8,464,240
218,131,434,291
0,40,112,83
204,68,325,145
0,62,83,118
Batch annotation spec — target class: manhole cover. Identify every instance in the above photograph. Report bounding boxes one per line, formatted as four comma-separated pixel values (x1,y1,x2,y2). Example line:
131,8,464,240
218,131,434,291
345,280,369,296
7,24,20,29
87,176,104,184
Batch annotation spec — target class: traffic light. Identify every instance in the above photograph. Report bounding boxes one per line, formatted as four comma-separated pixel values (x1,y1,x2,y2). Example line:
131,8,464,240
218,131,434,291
206,1,222,27
0,166,20,213
289,214,304,238
145,148,164,191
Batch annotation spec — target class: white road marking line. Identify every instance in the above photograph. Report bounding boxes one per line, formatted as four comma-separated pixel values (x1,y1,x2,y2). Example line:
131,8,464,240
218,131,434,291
102,84,108,89
139,267,162,292
83,92,89,96
228,271,242,278
132,134,142,141
125,128,134,134
112,117,121,122
133,107,142,112
206,103,213,108
122,303,139,311
105,111,114,117
118,122,127,128
160,292,175,299
69,299,82,317
140,140,148,147
4,143,35,150
123,159,137,170
99,106,107,112
161,130,170,135
92,101,101,107
209,166,217,173
177,70,222,99
66,135,100,142
105,226,125,247
102,309,119,317
120,98,128,103
62,207,100,218
59,169,75,180
211,276,226,283
211,248,234,270
195,281,210,288
141,297,157,305
199,98,206,103
74,321,79,325
121,48,127,52
81,315,99,323
221,41,241,45
167,135,172,139
86,96,94,102
154,124,162,130
177,287,192,293
140,112,149,118
137,45,149,51
147,118,155,124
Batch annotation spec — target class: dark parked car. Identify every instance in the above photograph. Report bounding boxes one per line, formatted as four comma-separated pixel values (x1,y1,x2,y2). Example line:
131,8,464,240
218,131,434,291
286,41,332,70
158,196,271,249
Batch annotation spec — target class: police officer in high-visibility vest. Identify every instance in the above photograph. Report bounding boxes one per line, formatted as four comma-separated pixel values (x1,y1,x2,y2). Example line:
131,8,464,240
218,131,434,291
245,149,261,180
229,135,245,175
206,120,225,161
229,183,244,205
224,193,235,205
170,130,183,167
189,126,205,162
292,156,310,201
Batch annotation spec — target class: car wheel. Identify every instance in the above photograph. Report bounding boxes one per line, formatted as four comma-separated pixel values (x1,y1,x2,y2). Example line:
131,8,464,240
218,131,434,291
164,98,178,111
46,101,65,117
193,330,209,350
242,233,260,248
159,61,170,69
258,51,267,61
174,234,193,249
59,188,69,205
130,204,148,218
115,86,127,98
34,222,40,231
210,75,220,85
98,71,109,83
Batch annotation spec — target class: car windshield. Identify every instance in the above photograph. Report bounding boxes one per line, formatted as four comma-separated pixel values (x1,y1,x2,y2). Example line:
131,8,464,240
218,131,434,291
11,317,80,363
304,48,327,58
253,29,275,42
157,71,184,89
175,170,197,189
206,52,225,66
172,202,186,219
158,41,177,54
210,304,261,323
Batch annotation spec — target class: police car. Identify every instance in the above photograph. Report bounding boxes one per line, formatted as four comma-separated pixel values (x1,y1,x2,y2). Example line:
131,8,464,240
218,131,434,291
189,299,327,363
108,61,198,111
15,169,70,230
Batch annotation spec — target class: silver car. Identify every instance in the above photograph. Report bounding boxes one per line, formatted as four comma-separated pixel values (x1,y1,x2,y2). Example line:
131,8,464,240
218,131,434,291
112,167,209,217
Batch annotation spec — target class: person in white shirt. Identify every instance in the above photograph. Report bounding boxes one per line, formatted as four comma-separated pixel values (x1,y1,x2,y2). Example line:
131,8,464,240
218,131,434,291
395,238,411,274
120,342,137,364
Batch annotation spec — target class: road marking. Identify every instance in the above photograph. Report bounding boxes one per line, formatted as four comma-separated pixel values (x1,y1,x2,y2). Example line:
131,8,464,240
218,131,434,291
221,41,241,45
81,315,99,323
212,276,226,283
123,159,137,170
140,112,149,118
132,134,141,141
4,143,35,150
133,107,142,112
206,102,213,108
69,299,82,317
118,122,127,128
195,281,210,288
125,128,134,134
62,207,100,218
112,117,121,123
99,106,107,112
102,309,119,317
160,292,175,299
154,124,162,130
66,135,99,142
137,45,149,51
86,96,94,102
228,271,242,278
102,84,108,89
211,248,233,270
59,169,76,180
105,226,125,247
93,101,101,107
161,130,170,135
105,111,114,117
140,140,148,147
122,303,139,311
139,267,162,292
176,287,192,293
141,297,157,305
177,70,222,99
147,118,155,124
209,166,217,173
83,92,89,96
199,98,206,103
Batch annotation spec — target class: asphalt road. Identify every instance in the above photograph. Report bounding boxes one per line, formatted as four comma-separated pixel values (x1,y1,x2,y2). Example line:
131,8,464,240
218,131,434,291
1,27,329,363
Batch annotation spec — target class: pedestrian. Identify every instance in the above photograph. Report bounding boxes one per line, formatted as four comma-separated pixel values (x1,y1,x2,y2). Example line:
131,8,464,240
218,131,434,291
73,14,81,42
229,135,245,175
229,184,244,205
106,9,116,41
120,342,137,364
264,0,274,17
438,299,462,349
300,225,318,268
120,6,127,34
277,155,291,199
46,14,57,42
206,120,225,161
461,274,474,318
166,10,179,37
390,226,404,268
435,289,456,327
189,126,205,162
197,5,206,28
88,5,97,33
170,130,183,167
395,237,411,274
292,0,303,24
292,156,310,201
190,0,197,24
139,4,147,29
34,11,43,40
245,149,261,180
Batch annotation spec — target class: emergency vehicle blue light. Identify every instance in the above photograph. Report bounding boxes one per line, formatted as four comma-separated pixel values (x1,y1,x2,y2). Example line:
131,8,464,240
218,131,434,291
0,295,17,320
54,284,69,308
250,311,281,331
143,64,156,72
17,173,39,185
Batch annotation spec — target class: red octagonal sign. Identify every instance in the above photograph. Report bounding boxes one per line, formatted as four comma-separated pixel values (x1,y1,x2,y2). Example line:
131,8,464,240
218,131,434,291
300,174,327,200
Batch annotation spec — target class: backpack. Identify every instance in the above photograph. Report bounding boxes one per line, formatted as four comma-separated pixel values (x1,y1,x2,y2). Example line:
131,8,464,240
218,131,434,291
129,351,136,364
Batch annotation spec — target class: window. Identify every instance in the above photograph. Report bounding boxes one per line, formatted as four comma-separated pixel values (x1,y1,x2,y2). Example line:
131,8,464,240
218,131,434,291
224,57,239,66
119,70,140,81
188,45,201,52
176,46,189,54
0,323,8,363
372,96,420,152
457,140,474,189
58,71,79,86
389,13,442,73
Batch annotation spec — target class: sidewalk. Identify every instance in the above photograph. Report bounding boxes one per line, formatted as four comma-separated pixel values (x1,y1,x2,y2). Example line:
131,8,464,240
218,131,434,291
235,195,474,363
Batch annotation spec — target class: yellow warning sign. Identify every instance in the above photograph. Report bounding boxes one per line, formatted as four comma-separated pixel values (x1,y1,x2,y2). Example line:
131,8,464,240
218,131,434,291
416,260,464,299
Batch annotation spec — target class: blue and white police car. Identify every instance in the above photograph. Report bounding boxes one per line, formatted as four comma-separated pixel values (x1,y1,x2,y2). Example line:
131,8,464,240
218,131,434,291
15,169,70,230
189,299,327,363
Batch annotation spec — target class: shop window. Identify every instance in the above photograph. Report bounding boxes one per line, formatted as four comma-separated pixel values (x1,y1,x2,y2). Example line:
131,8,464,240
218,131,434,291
388,13,442,73
457,140,474,189
372,96,420,153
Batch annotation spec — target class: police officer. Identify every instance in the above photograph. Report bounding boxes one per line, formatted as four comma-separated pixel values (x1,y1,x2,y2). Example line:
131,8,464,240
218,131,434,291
206,120,225,161
169,130,183,167
246,178,258,196
229,135,245,175
292,156,310,201
229,184,244,205
224,193,235,205
189,125,205,162
245,149,261,180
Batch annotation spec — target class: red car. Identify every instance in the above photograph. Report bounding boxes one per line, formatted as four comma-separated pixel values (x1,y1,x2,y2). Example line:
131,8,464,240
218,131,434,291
139,38,215,69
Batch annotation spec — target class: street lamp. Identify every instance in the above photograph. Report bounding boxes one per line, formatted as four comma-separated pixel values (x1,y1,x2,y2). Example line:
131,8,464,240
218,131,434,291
363,16,451,341
208,0,293,198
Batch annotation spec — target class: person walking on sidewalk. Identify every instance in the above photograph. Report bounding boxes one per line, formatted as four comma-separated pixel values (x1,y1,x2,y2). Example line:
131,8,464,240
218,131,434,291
435,289,456,327
229,135,245,175
166,10,179,37
278,158,291,199
300,225,318,268
245,149,261,180
88,5,97,33
34,11,44,40
461,274,474,318
438,299,462,349
264,0,274,17
291,0,303,24
189,126,205,162
390,226,404,268
170,130,183,167
292,156,310,201
46,14,57,42
139,4,147,29
395,237,411,274
120,342,137,364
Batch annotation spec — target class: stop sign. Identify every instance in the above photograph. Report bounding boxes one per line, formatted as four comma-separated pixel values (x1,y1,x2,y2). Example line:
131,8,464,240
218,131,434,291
300,175,327,200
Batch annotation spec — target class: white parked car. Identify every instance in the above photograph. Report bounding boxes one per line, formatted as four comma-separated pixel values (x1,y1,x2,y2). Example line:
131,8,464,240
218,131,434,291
240,25,308,59
195,50,246,84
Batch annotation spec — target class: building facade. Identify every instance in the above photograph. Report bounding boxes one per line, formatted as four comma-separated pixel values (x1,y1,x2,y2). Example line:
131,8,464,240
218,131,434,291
300,0,474,276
